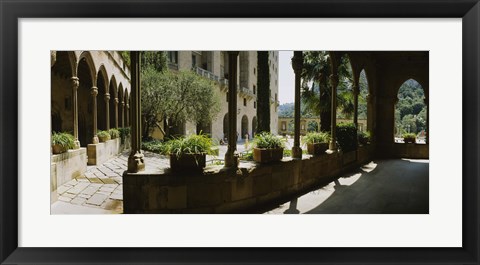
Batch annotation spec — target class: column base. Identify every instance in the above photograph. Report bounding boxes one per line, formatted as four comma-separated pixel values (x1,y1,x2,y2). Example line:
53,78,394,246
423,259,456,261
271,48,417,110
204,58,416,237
224,150,239,168
329,141,337,151
291,146,302,159
92,136,99,144
73,140,81,149
128,151,145,173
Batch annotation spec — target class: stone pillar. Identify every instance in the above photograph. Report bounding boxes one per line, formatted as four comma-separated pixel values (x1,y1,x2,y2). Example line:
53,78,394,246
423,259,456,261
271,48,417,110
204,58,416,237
291,51,303,159
71,77,80,149
329,74,339,151
121,101,125,128
114,97,119,128
128,51,145,173
225,51,239,168
91,86,99,144
424,97,429,144
104,93,110,130
353,80,359,128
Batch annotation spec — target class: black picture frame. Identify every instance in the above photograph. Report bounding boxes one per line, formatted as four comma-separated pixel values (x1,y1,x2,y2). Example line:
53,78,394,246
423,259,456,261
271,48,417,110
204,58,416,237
1,1,478,264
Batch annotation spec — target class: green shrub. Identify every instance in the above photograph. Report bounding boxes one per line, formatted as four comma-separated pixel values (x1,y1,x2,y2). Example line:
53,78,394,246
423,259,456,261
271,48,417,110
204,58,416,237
119,127,130,144
358,131,371,145
142,140,167,154
97,130,111,141
402,133,416,143
51,132,75,150
302,132,331,145
336,123,358,152
108,128,120,139
165,133,216,157
252,132,285,149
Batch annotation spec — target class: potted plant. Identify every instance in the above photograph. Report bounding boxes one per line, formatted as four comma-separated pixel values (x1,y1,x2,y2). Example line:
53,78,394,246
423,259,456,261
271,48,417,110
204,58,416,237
119,127,130,144
336,123,358,152
252,132,285,163
166,133,215,172
51,132,75,154
402,133,416,144
357,131,371,146
97,130,111,142
303,132,330,156
109,128,120,139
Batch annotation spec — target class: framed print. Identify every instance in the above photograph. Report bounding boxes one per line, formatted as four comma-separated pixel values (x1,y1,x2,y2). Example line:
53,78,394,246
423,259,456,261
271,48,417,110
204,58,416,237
1,0,479,264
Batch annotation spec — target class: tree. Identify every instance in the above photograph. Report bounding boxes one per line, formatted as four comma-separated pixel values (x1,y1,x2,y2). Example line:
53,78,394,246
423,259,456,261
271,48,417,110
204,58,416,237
257,51,271,133
141,68,220,139
301,51,355,132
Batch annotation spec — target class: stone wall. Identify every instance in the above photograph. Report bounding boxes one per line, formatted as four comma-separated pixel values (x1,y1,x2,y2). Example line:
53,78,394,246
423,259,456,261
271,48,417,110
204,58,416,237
51,148,87,202
123,145,375,214
87,138,123,165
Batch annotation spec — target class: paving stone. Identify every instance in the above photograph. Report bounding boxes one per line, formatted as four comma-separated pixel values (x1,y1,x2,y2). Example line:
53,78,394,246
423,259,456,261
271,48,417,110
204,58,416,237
103,184,118,189
100,186,115,193
94,172,106,178
61,192,77,199
100,178,117,184
85,193,108,206
89,183,103,188
84,172,95,178
57,185,72,194
96,191,112,196
70,197,87,205
81,186,101,196
65,179,78,186
88,178,104,184
110,193,123,201
58,196,72,202
77,193,92,199
65,182,90,195
76,178,90,183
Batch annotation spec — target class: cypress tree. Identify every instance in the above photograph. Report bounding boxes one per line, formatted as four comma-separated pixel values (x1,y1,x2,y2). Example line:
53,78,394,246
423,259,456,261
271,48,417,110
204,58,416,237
257,51,271,133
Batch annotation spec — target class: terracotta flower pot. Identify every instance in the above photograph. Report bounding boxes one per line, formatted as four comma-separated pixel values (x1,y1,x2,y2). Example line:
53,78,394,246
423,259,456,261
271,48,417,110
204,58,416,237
253,147,283,163
307,142,329,156
52,144,66,154
170,153,206,172
98,135,110,143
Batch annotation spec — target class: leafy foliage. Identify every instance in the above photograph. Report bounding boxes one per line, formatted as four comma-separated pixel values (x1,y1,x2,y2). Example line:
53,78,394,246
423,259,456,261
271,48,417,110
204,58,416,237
302,132,331,145
97,130,111,141
357,131,371,145
165,133,216,157
395,79,427,135
402,133,416,143
336,123,358,152
51,132,75,150
252,132,286,149
119,127,130,144
108,128,120,139
142,140,167,154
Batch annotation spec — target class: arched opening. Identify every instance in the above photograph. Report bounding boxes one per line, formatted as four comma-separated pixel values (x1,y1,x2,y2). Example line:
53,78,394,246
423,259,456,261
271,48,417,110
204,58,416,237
77,53,95,146
109,76,117,129
241,115,249,139
252,116,257,137
51,51,75,133
118,84,124,128
394,79,427,143
358,69,369,132
124,90,129,127
223,113,228,140
96,66,108,131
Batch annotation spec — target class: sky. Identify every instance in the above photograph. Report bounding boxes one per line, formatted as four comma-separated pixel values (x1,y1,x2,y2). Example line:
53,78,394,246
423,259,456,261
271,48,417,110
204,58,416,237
278,51,295,104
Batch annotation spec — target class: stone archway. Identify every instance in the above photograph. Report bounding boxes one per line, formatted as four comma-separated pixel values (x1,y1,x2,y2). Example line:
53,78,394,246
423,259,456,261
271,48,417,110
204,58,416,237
77,53,95,146
51,51,76,134
96,66,109,131
109,76,117,129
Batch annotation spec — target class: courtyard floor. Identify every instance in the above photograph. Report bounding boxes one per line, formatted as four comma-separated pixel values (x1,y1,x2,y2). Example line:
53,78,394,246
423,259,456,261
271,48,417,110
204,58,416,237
51,142,429,214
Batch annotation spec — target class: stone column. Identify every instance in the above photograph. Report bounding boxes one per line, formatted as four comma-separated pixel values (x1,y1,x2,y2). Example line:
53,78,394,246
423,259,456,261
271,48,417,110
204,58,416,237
71,77,80,149
225,51,239,168
329,74,339,151
114,97,119,128
424,97,429,144
291,51,303,159
104,93,110,130
91,86,99,144
128,51,145,173
126,103,130,127
121,101,125,128
353,80,359,128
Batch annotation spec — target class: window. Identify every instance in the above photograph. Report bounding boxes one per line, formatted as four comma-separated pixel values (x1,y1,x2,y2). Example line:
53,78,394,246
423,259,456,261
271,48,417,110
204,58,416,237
243,98,247,106
253,68,256,75
192,55,197,68
282,122,286,130
226,92,228,102
253,85,256,94
254,101,256,109
167,51,178,64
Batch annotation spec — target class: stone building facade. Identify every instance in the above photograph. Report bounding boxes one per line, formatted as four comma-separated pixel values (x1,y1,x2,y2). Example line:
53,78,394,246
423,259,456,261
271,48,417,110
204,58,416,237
151,51,279,141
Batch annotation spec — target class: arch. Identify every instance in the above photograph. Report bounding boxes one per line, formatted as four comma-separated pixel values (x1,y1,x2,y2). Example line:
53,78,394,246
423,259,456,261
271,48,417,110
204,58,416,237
51,51,76,134
77,57,95,146
252,116,257,137
358,69,369,131
77,51,97,85
118,83,124,127
109,75,118,129
223,113,228,140
96,66,109,131
241,115,249,139
394,78,427,143
51,102,63,133
52,51,76,77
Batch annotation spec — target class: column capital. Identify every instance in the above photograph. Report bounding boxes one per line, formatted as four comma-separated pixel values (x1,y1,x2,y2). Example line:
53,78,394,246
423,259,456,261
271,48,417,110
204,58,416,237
90,86,98,96
104,93,111,101
291,51,303,75
114,97,119,104
329,74,339,88
71,77,79,90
